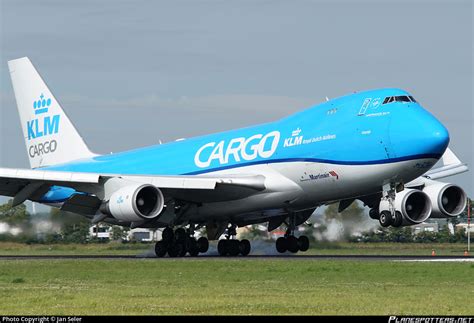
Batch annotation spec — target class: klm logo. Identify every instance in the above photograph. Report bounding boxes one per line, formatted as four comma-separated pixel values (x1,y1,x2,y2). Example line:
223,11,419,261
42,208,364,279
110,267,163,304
283,128,303,147
33,93,51,115
27,94,60,140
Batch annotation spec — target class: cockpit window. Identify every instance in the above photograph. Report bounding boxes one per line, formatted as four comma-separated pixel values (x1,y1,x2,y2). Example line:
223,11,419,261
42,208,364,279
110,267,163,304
382,95,415,104
395,96,411,102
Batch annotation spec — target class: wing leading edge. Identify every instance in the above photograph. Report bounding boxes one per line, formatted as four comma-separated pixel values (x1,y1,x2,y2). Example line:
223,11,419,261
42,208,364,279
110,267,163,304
0,167,266,214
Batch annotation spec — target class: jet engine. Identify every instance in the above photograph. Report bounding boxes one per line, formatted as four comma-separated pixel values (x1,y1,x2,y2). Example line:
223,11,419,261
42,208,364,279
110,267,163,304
379,189,432,225
102,184,165,222
422,180,467,218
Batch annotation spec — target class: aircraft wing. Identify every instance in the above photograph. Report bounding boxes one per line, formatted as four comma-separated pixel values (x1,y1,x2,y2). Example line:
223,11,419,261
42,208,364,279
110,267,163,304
406,147,468,187
0,167,266,212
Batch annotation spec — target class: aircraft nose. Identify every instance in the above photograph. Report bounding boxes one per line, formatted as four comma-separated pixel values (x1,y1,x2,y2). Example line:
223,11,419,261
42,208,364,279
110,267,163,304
410,113,449,156
390,108,450,158
430,120,450,153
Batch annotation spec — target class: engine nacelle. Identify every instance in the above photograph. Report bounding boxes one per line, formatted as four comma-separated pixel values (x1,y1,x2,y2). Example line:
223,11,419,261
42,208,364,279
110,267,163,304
103,184,165,222
422,180,467,218
379,189,432,225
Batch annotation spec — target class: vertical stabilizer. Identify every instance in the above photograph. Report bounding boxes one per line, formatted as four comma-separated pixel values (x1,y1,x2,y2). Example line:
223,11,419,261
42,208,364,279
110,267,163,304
8,57,96,168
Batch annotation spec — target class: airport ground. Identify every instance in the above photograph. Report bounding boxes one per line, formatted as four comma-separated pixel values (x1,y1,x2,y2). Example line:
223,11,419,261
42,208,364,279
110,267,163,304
0,242,472,315
0,241,470,256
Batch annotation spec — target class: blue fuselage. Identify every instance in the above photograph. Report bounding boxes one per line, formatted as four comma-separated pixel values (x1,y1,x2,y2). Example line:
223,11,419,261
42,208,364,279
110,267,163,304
40,88,449,204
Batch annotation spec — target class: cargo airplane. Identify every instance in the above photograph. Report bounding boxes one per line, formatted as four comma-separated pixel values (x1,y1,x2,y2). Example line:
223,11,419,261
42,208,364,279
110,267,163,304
0,57,469,256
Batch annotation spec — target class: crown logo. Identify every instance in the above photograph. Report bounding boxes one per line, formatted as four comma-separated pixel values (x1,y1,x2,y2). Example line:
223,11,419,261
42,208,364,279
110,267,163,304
33,93,51,115
291,128,301,137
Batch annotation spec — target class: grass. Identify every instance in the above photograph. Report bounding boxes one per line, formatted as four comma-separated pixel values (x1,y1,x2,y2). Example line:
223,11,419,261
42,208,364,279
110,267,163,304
0,258,472,315
0,241,151,255
0,241,470,256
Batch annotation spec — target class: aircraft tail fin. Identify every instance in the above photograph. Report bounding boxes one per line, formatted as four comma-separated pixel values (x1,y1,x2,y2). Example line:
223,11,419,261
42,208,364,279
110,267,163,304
8,57,96,169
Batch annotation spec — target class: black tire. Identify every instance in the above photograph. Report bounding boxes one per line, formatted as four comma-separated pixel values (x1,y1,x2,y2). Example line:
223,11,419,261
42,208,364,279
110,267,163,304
167,243,181,257
276,237,287,253
297,235,310,252
239,239,251,256
154,241,168,257
178,242,187,257
186,238,199,257
162,227,174,242
287,236,299,253
392,211,403,227
174,228,187,242
197,237,209,253
217,239,228,256
228,240,240,256
379,210,393,227
369,208,379,220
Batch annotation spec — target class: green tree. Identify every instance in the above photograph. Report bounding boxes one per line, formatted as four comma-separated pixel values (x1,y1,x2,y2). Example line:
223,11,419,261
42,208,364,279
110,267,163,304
111,226,128,241
62,222,90,243
0,199,30,226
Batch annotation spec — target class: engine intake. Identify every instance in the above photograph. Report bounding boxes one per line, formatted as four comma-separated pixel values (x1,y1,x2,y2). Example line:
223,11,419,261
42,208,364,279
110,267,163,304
422,181,467,218
103,184,164,222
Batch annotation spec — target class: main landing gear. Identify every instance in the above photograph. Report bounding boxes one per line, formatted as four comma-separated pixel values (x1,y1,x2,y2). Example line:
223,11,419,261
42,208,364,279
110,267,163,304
217,224,251,257
275,215,310,254
154,226,209,258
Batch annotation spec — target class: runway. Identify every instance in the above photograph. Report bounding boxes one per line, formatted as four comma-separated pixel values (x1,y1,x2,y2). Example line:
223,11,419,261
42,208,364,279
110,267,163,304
0,254,473,261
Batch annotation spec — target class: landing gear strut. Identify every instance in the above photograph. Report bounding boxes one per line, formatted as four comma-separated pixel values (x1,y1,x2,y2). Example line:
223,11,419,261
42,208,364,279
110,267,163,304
154,225,209,258
217,224,251,256
378,183,401,228
275,214,310,254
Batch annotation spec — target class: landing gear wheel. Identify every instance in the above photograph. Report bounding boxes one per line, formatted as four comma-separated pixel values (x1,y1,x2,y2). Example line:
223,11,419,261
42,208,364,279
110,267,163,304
239,239,251,256
228,240,240,256
177,242,187,257
197,237,209,253
167,243,182,257
379,210,393,227
287,236,299,253
217,240,228,256
174,228,187,242
297,235,310,252
392,211,403,227
369,208,379,220
186,238,199,257
162,227,174,242
154,241,168,257
276,237,287,253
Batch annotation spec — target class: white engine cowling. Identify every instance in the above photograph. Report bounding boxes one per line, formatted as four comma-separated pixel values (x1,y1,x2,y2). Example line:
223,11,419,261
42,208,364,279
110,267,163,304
379,189,432,225
422,180,467,218
104,184,165,222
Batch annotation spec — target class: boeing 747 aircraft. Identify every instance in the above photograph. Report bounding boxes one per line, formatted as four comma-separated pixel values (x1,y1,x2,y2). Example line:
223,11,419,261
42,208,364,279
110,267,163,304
0,57,468,257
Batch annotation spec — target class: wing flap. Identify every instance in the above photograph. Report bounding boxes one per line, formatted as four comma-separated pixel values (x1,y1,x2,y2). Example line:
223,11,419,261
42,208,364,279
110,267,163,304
61,194,102,215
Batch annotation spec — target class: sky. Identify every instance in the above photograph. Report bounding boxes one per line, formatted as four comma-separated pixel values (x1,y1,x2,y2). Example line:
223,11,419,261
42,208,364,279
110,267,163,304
0,0,472,197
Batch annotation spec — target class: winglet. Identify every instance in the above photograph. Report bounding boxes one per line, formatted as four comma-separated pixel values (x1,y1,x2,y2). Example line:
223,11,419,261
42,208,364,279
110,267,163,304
440,147,462,166
423,147,468,180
